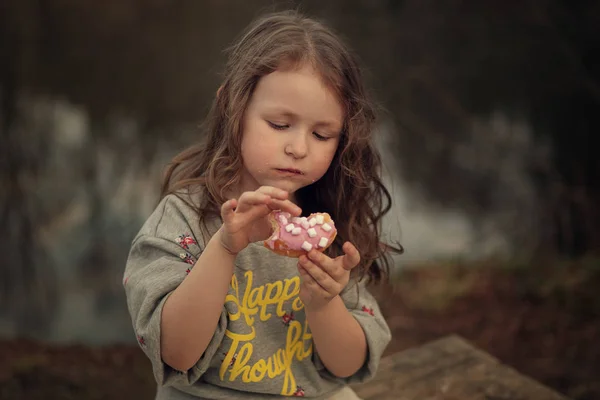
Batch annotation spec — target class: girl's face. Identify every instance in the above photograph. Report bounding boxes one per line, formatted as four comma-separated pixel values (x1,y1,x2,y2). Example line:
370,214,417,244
239,63,343,202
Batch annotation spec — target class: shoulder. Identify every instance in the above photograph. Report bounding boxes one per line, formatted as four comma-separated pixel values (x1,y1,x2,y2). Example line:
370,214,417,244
133,187,220,246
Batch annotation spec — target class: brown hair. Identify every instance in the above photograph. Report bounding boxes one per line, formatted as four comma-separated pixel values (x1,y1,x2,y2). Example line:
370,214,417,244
162,10,403,284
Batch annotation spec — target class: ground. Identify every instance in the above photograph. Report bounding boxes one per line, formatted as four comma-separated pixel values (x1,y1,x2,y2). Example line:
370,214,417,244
1,258,599,400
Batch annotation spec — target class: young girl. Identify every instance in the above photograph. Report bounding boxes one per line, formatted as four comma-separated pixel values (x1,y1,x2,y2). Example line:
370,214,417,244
124,10,402,400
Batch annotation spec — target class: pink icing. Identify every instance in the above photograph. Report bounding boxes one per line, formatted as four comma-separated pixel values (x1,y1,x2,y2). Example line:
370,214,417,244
266,211,336,251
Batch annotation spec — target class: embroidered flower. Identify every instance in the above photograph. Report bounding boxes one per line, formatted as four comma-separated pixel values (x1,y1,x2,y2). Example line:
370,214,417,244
223,352,238,369
137,335,145,346
176,233,197,250
293,386,305,396
179,252,195,265
282,312,295,326
361,305,375,316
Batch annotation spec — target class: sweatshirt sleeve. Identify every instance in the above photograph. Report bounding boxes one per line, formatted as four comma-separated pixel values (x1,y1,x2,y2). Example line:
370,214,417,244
313,278,391,384
123,194,227,387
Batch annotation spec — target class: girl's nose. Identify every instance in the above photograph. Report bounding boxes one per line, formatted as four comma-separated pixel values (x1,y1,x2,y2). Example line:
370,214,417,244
284,133,308,159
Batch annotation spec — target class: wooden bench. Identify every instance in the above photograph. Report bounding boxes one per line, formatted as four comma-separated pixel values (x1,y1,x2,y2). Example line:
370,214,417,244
350,335,569,399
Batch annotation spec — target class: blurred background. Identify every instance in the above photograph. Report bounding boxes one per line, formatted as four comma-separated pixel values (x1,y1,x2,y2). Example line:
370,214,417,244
1,0,598,399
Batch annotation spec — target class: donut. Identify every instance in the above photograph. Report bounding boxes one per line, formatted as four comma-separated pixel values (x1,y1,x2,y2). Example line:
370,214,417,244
263,210,337,257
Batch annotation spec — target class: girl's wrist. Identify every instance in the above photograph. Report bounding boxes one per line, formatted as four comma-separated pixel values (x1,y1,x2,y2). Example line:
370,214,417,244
214,227,240,258
304,295,339,315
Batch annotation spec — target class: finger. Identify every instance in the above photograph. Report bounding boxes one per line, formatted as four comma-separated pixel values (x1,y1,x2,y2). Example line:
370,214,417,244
306,250,344,281
230,193,272,225
268,198,302,216
298,263,314,284
221,199,237,223
298,264,326,293
341,242,361,271
256,186,289,200
236,191,271,210
299,255,339,293
298,263,310,278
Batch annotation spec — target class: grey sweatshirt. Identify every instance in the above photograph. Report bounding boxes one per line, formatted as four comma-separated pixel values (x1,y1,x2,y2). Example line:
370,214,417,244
123,192,391,399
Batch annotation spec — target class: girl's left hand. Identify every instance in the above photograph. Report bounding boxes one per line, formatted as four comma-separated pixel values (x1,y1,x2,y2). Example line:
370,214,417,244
297,242,361,311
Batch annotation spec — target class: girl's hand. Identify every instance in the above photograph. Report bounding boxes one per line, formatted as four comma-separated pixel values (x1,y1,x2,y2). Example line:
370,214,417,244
297,242,361,311
219,186,301,255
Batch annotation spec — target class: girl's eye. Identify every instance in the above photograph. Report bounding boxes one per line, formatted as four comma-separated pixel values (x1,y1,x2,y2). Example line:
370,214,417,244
267,121,288,130
313,132,330,141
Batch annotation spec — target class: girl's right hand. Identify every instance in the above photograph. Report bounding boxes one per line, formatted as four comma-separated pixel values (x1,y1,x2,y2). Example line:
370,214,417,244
218,186,302,255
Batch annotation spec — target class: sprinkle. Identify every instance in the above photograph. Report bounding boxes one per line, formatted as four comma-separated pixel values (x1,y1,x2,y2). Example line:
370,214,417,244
316,215,324,224
292,217,301,223
322,223,332,232
301,241,313,251
278,215,288,225
307,228,317,237
282,212,291,219
285,223,295,232
318,237,328,248
301,220,310,229
309,218,317,227
292,227,302,235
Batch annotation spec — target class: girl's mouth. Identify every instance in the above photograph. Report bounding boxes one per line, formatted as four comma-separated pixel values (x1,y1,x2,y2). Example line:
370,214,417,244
276,168,303,175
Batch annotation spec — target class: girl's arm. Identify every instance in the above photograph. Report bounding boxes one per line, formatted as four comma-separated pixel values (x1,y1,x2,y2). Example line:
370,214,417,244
161,186,301,372
305,296,367,378
160,228,235,372
297,245,390,380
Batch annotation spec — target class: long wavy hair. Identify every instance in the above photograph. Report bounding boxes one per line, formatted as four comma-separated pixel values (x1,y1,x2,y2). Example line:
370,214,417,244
162,10,403,284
